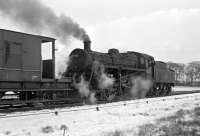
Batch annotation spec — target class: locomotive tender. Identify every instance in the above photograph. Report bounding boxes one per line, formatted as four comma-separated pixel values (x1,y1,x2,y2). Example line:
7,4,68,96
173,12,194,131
0,29,175,105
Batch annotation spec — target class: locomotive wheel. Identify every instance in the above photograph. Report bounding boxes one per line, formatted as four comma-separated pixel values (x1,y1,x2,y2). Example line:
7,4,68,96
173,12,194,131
99,89,116,102
166,85,172,96
161,84,167,96
157,84,166,96
151,85,159,97
164,84,171,96
150,85,161,97
146,87,156,97
160,84,171,96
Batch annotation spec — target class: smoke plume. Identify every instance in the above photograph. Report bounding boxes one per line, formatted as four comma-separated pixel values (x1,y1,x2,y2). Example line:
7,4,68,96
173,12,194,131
130,76,152,99
0,0,89,43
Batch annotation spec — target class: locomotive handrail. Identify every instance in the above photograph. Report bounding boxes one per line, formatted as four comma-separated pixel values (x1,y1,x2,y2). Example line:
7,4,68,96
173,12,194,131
105,65,147,71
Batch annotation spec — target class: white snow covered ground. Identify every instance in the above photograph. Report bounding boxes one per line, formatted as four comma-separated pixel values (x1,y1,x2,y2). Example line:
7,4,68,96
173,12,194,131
0,92,200,136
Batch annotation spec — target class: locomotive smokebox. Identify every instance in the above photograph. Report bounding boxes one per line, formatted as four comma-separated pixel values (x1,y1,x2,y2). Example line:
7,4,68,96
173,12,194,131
83,35,91,51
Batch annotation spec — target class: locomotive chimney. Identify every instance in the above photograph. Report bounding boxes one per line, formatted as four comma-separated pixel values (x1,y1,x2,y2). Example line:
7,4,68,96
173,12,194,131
83,34,91,51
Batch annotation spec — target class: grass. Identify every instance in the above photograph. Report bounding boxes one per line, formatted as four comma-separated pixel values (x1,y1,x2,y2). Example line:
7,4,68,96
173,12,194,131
101,130,125,136
138,108,200,136
194,107,200,116
4,131,11,135
41,125,54,133
102,106,200,136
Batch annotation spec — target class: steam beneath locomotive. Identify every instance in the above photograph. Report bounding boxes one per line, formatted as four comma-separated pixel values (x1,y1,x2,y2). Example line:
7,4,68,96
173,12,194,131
92,61,115,90
73,76,94,104
73,75,90,98
130,76,153,99
72,60,115,103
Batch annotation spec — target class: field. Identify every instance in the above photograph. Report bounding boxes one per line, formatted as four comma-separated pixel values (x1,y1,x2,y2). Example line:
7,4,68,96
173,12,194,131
0,87,200,136
104,107,200,136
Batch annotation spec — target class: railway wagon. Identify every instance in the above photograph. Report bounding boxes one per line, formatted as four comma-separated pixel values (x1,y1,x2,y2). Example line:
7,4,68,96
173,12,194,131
0,29,73,104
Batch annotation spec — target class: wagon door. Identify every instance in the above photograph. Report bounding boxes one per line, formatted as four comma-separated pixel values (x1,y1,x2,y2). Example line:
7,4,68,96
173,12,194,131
4,41,22,69
1,41,22,81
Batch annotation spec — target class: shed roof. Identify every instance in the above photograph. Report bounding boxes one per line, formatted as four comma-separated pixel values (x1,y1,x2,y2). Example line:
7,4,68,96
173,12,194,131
0,29,56,43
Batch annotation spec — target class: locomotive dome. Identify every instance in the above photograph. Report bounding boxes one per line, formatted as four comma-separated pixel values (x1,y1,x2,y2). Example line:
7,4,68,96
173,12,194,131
108,48,120,54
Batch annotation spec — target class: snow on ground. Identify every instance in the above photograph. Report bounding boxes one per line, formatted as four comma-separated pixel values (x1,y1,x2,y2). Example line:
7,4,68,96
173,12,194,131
173,86,200,92
0,93,200,136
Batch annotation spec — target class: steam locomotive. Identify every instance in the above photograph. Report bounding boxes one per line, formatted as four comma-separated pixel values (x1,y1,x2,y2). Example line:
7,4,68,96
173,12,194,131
64,39,175,101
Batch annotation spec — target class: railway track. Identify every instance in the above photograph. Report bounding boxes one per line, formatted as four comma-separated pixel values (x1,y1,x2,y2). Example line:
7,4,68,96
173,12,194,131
0,99,84,113
0,91,200,119
0,90,200,113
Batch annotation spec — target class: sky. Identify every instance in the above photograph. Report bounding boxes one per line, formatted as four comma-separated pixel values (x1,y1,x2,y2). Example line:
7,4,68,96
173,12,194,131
1,0,200,64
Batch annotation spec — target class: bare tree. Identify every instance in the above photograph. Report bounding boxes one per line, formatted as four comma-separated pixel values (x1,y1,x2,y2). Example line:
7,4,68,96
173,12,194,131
185,62,200,85
167,62,185,82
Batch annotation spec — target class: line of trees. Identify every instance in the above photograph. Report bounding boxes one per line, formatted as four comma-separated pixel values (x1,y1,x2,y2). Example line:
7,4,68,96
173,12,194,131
167,61,200,86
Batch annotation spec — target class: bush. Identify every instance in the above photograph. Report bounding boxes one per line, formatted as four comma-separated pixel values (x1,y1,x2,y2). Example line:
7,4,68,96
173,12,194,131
41,125,54,133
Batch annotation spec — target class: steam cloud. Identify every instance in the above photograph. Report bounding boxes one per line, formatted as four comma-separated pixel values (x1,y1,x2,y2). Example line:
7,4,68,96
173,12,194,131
92,61,115,101
73,75,96,104
92,61,115,89
89,92,96,104
73,61,115,104
0,0,89,43
73,75,90,98
130,76,152,99
98,73,114,89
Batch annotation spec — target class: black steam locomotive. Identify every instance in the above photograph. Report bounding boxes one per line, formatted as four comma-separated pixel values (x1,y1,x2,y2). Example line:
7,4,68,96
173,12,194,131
64,39,175,101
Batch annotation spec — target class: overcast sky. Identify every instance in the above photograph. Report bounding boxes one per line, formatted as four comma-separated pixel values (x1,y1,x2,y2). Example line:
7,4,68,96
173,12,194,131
1,0,200,64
